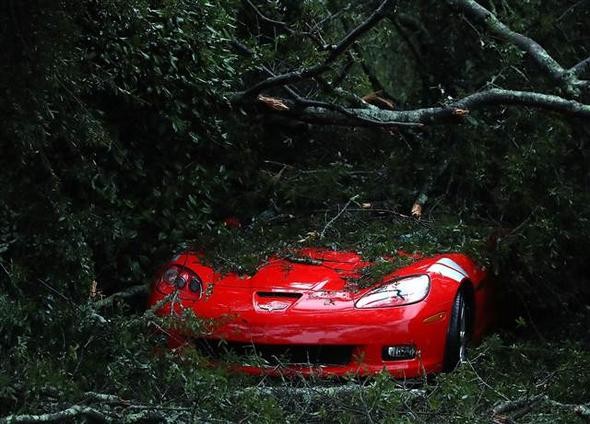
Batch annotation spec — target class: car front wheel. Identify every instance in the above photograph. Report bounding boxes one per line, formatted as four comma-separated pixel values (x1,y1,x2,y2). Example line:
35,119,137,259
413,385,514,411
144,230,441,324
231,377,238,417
443,286,472,372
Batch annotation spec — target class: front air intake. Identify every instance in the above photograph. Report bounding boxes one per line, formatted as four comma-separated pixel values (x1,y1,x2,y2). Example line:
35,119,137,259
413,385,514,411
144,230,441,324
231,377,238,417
195,339,354,366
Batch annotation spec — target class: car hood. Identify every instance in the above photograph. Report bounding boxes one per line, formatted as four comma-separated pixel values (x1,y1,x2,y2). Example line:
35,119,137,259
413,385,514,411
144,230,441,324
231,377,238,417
217,248,373,292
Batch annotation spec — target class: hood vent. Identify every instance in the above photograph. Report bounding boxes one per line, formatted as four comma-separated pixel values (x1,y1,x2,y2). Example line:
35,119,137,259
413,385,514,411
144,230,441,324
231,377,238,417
256,291,302,299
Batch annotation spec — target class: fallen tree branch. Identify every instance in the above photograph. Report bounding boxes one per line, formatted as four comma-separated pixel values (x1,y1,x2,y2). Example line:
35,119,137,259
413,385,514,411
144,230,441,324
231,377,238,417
333,87,377,109
94,284,149,309
238,0,396,99
231,0,590,130
275,88,590,126
83,391,129,405
546,399,590,419
0,405,113,424
238,383,426,399
491,395,590,422
289,97,423,127
257,66,380,113
447,0,588,94
0,391,200,424
491,395,545,416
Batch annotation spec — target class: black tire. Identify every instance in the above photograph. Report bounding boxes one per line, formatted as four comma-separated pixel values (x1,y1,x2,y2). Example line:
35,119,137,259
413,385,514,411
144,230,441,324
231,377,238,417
443,286,472,372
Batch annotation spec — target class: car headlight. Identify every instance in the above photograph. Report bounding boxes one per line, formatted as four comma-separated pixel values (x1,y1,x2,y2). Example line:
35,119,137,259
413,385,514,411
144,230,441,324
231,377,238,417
355,275,430,308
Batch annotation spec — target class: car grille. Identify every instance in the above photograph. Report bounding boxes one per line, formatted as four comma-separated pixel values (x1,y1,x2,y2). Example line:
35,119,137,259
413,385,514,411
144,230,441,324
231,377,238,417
194,339,354,366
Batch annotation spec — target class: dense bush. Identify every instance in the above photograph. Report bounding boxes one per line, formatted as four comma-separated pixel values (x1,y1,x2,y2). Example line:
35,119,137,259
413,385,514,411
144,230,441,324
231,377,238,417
0,0,243,298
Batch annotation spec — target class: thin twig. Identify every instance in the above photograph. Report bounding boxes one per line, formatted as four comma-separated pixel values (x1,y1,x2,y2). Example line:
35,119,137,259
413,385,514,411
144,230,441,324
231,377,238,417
0,262,11,279
557,0,590,22
244,0,292,32
320,195,359,238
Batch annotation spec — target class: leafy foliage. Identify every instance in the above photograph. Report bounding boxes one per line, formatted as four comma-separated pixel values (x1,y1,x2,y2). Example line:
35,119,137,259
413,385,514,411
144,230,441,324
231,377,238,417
1,0,589,422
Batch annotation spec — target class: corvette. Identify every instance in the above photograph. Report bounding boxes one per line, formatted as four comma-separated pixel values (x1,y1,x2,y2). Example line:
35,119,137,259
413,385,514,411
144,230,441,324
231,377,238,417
149,248,493,378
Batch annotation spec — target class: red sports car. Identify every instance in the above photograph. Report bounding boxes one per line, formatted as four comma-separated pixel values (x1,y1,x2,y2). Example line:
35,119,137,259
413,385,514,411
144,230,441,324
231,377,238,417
149,248,493,378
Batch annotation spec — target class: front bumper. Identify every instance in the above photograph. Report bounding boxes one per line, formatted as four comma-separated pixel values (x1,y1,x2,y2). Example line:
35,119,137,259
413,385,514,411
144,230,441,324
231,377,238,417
150,289,452,378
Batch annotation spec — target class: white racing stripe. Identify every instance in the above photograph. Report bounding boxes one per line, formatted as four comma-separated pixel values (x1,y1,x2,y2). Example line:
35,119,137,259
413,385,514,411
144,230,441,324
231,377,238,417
427,258,468,282
436,258,468,277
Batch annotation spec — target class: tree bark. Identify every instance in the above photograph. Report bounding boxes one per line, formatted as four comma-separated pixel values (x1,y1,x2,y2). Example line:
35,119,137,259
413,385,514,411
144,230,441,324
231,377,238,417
242,88,590,127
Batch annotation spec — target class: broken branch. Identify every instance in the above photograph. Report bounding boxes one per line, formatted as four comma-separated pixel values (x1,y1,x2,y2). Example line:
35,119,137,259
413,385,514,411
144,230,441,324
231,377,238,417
286,88,590,126
290,97,423,127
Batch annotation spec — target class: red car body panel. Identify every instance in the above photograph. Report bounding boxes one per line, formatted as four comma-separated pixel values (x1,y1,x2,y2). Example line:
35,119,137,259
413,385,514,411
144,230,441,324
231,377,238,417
149,248,493,378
